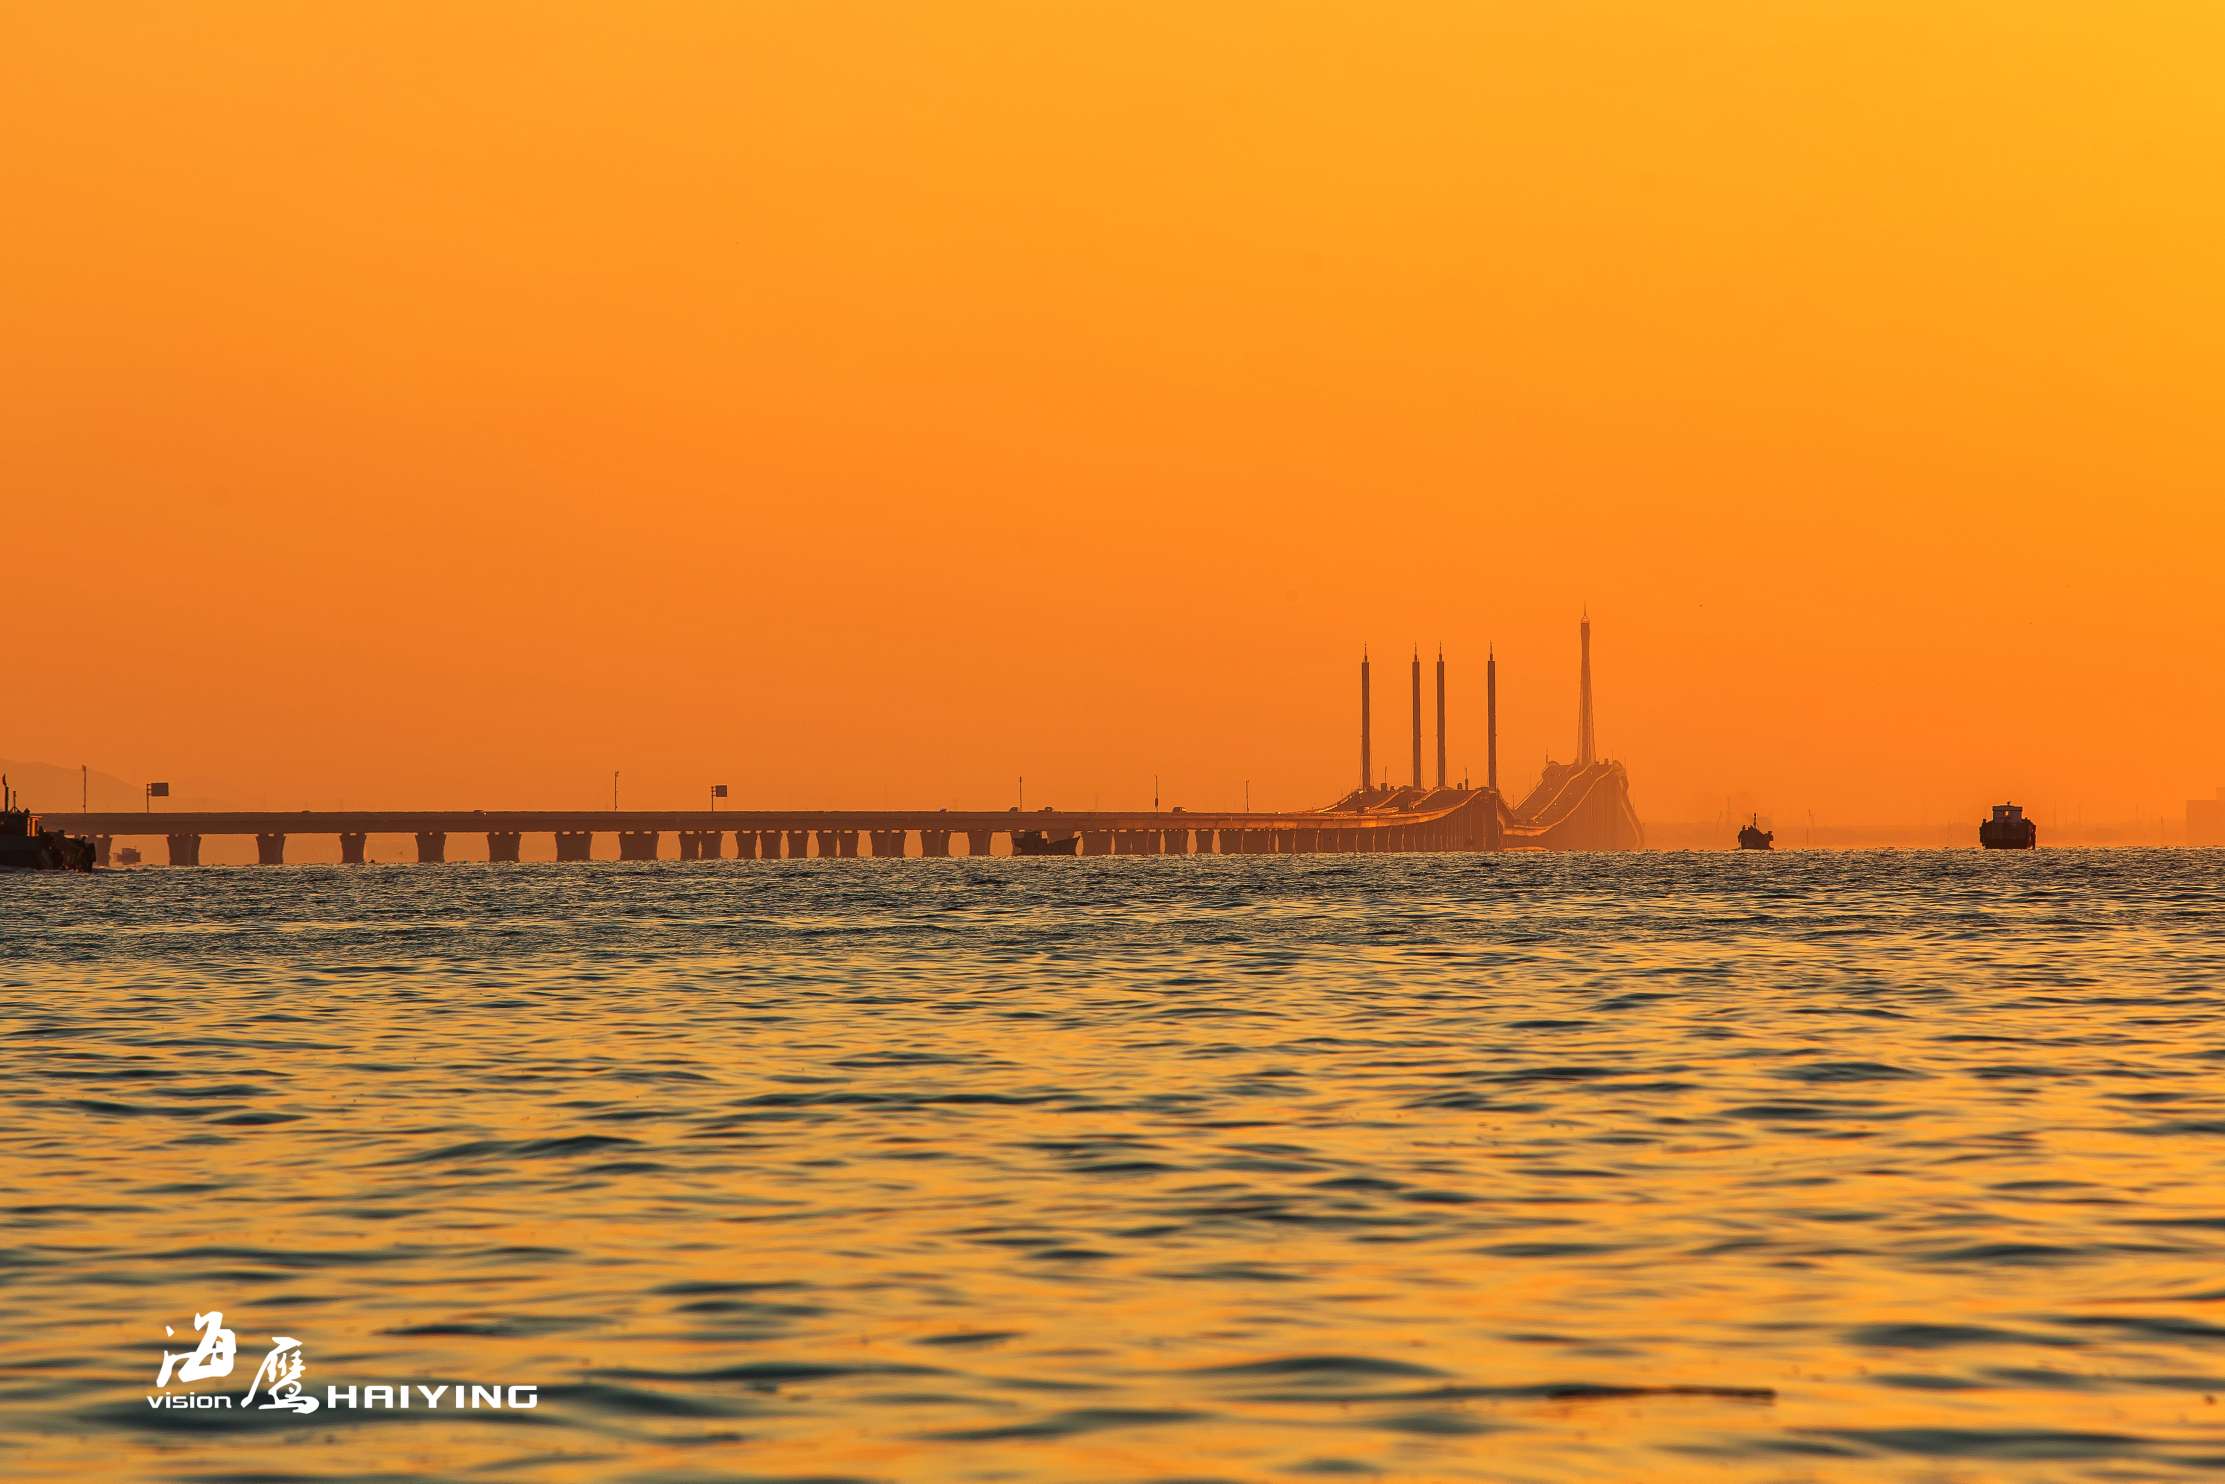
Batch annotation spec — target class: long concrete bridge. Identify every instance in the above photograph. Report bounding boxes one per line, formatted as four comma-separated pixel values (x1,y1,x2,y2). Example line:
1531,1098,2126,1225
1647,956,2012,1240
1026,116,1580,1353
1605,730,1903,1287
47,772,1637,866
44,618,1644,865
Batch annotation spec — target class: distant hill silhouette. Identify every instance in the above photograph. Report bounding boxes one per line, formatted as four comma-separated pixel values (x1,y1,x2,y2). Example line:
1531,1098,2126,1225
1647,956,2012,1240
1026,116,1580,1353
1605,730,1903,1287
0,759,146,812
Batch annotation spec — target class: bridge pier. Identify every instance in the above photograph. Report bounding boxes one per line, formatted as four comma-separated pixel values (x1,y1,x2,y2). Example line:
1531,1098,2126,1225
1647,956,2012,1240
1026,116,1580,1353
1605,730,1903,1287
965,829,993,856
1294,827,1318,853
340,832,367,863
1193,829,1214,853
415,831,447,864
919,829,951,857
1082,830,1112,856
758,830,785,859
165,833,201,866
731,830,757,860
1163,828,1188,854
254,833,285,865
92,835,112,866
487,831,522,862
700,829,723,859
675,831,699,861
555,830,593,861
618,831,659,861
838,830,859,857
786,829,811,858
869,830,906,858
815,829,839,858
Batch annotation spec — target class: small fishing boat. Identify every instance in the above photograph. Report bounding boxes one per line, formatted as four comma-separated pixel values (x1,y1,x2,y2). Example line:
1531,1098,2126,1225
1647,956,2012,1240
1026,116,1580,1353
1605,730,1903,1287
0,777,97,872
1011,829,1080,856
1736,815,1773,850
1979,802,2037,850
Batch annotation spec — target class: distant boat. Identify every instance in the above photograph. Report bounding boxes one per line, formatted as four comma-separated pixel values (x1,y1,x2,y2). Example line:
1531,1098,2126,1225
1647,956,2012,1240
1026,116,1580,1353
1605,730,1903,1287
1011,829,1080,857
0,776,96,872
1980,802,2037,850
1736,814,1773,851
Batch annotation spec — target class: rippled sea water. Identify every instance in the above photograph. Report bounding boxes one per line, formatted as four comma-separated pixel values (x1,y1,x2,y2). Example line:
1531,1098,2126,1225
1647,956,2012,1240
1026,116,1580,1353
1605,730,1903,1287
6,852,2225,1482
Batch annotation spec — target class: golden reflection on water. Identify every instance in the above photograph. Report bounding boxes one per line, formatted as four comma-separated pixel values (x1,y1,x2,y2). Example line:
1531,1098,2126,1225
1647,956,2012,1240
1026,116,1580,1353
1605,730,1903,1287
4,853,2224,1481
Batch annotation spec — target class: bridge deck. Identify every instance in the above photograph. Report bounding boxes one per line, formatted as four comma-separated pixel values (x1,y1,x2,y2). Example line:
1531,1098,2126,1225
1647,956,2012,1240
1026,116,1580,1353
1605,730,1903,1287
47,807,1450,836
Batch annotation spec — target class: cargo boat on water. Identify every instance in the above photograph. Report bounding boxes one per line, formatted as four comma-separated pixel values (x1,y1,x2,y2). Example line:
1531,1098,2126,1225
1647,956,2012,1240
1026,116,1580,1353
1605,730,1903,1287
1011,828,1080,856
1737,815,1773,850
1980,802,2037,850
0,777,96,871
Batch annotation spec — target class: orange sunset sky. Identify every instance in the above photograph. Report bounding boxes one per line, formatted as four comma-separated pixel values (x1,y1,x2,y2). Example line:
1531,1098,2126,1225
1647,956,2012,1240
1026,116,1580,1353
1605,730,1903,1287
4,3,2221,831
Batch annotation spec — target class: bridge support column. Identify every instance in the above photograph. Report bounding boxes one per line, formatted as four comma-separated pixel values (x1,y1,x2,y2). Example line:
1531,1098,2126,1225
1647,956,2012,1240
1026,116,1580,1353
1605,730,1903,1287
1294,828,1318,853
814,829,839,858
1082,830,1112,855
965,829,993,856
1216,829,1239,853
253,832,285,865
838,830,859,857
165,833,201,866
786,829,811,858
920,829,951,857
675,831,699,861
340,832,367,863
1193,829,1214,853
1163,828,1188,854
487,831,522,862
732,830,757,860
555,830,593,862
1112,830,1139,855
763,830,789,859
700,829,723,859
93,835,112,866
618,831,659,861
869,829,906,857
415,831,447,864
